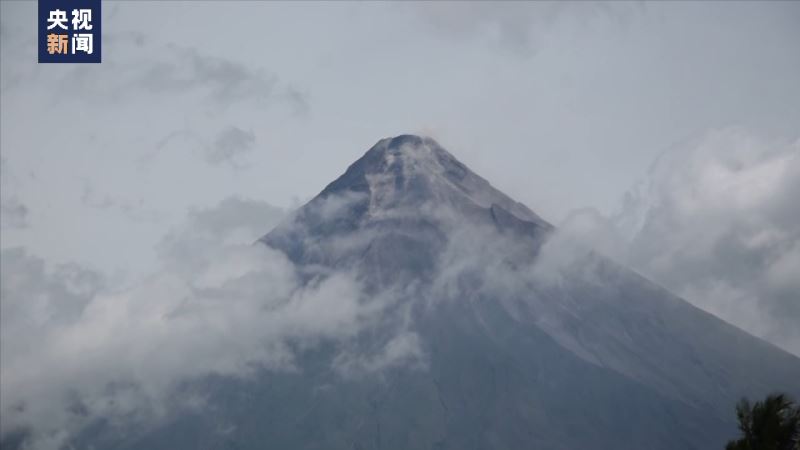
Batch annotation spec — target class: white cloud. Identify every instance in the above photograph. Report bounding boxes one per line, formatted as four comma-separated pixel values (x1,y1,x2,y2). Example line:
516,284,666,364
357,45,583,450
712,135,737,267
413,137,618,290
334,331,426,377
0,195,414,449
560,128,800,355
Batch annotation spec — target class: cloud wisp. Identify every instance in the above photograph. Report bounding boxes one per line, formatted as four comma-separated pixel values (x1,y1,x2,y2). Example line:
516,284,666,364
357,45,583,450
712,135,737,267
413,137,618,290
406,2,640,55
0,158,29,230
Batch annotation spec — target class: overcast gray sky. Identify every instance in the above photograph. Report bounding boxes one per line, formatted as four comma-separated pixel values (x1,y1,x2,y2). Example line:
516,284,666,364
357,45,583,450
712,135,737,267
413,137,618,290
1,1,799,347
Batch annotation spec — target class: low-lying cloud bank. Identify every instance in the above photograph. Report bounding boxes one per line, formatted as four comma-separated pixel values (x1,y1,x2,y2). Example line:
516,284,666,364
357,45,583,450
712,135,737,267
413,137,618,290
559,128,800,356
0,197,422,449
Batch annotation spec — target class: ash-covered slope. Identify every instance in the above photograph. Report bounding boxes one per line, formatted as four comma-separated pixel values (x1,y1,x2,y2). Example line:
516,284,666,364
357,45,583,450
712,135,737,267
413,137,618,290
78,136,800,450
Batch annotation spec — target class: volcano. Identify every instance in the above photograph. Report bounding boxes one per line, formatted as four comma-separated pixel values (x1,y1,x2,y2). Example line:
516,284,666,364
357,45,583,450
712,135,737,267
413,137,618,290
78,135,800,450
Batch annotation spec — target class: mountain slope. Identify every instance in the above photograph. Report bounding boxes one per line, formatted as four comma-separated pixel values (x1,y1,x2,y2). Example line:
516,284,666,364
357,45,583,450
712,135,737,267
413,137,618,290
74,135,800,450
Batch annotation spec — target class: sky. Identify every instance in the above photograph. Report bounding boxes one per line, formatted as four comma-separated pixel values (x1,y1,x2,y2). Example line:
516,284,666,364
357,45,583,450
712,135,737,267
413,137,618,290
1,1,799,445
2,1,798,274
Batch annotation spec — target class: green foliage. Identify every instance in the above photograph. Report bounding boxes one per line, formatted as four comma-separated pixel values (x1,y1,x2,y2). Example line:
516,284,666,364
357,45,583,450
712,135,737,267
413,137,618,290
725,393,800,450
